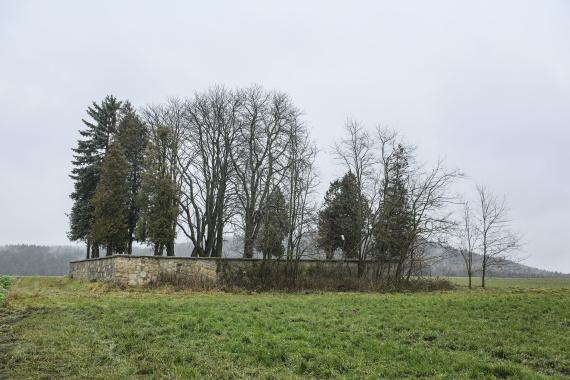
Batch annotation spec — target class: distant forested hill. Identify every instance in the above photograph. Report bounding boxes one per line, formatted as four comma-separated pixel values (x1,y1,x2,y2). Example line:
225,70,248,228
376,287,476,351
0,244,567,277
423,246,568,278
0,245,84,275
0,243,192,275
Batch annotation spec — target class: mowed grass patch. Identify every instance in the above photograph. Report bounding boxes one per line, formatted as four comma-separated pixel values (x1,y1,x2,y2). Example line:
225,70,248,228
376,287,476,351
1,277,569,379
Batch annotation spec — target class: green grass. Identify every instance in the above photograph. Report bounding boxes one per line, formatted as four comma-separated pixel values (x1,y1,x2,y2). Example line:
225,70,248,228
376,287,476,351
1,277,569,379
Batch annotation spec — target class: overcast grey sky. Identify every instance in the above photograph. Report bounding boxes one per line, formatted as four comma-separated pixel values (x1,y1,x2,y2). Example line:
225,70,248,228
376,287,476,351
1,1,568,272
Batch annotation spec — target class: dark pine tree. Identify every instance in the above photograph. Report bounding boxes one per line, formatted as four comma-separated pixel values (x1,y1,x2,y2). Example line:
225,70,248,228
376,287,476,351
116,102,148,254
89,143,130,256
317,171,368,259
68,95,123,258
373,144,412,268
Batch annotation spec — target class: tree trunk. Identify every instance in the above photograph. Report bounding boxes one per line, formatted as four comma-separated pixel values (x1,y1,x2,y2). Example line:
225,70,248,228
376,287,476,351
86,240,91,259
243,220,255,258
127,235,133,255
107,245,113,256
357,259,365,278
92,244,100,258
405,263,413,282
214,221,224,258
213,244,222,258
243,238,254,258
166,240,175,256
395,257,404,280
481,266,486,288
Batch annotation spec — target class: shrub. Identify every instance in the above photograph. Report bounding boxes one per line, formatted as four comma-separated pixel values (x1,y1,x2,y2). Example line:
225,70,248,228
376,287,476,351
152,260,455,293
0,276,14,306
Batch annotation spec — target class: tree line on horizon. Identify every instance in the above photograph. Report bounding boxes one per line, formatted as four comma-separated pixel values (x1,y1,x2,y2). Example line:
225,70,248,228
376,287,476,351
5,244,565,278
68,85,520,287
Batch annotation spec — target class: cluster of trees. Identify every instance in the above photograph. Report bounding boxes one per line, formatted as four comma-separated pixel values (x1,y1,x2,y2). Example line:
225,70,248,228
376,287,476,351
456,186,521,288
69,87,317,260
69,85,520,285
69,97,150,257
317,122,463,280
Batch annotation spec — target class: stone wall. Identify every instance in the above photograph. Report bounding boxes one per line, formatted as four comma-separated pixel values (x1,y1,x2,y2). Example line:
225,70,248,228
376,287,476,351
70,256,218,286
69,256,386,286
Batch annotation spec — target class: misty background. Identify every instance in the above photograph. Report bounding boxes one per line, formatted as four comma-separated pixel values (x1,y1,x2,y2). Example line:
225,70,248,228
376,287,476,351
0,1,568,272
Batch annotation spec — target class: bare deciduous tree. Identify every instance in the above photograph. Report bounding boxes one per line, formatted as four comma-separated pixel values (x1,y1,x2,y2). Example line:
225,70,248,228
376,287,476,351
404,159,463,280
284,121,319,261
177,87,240,257
232,86,301,258
476,185,521,288
457,201,479,289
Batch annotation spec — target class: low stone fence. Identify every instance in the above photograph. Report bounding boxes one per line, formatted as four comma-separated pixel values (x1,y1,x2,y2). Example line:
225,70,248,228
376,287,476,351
69,256,383,286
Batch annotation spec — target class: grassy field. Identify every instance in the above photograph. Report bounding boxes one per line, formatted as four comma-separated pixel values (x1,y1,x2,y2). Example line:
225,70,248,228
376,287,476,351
1,277,569,379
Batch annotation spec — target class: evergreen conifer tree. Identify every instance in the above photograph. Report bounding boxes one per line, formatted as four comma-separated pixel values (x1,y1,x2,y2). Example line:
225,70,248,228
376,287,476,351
317,172,368,259
116,102,148,254
374,144,412,261
89,143,130,256
68,95,123,258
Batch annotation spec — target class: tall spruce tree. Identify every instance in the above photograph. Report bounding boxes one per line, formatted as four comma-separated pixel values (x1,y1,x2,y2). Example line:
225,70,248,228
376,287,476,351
373,144,412,263
89,143,130,256
317,172,368,259
256,188,288,260
68,95,123,258
68,164,99,258
116,102,148,254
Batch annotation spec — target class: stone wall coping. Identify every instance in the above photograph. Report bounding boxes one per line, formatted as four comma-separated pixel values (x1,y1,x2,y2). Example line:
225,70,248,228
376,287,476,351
70,255,388,264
